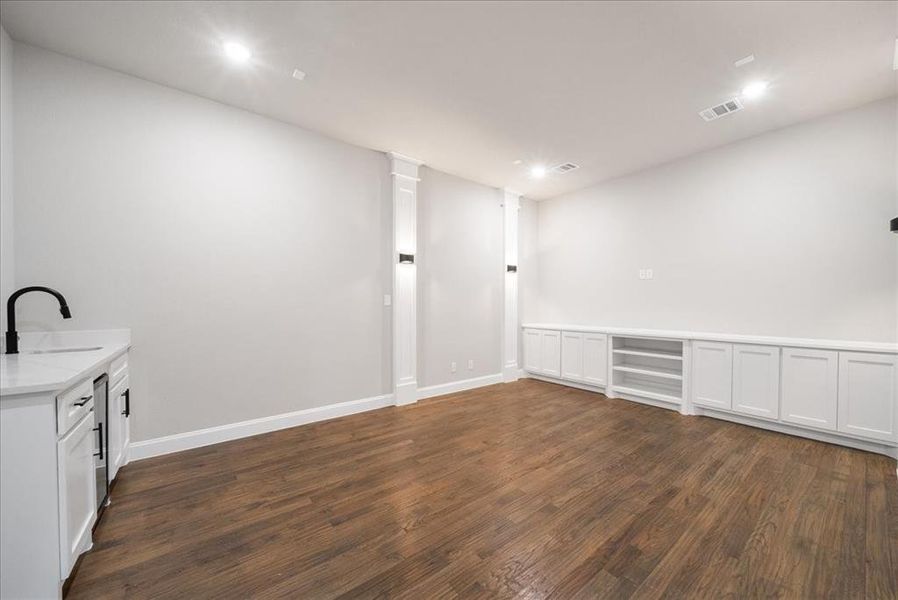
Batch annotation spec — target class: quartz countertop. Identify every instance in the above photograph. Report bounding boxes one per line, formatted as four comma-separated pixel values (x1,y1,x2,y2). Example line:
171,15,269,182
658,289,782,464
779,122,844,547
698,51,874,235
1,330,131,396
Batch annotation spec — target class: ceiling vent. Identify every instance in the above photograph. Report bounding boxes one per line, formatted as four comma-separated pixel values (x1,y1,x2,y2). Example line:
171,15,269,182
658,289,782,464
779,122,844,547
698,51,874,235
699,97,744,122
552,162,580,174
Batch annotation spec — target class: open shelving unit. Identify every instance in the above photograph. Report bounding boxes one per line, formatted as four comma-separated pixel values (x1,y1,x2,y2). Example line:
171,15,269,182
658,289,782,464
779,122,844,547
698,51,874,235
612,336,684,404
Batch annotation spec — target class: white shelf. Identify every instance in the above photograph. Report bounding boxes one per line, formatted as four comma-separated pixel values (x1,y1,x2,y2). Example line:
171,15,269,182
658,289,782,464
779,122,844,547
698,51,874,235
613,348,683,361
612,364,683,381
613,383,682,404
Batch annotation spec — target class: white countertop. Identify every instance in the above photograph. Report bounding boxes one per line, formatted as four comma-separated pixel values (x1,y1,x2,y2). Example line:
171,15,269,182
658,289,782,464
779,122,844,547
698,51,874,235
522,323,898,354
1,330,131,396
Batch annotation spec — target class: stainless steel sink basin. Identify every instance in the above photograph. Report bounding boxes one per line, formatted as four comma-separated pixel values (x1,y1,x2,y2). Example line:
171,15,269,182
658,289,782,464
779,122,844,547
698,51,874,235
29,346,103,354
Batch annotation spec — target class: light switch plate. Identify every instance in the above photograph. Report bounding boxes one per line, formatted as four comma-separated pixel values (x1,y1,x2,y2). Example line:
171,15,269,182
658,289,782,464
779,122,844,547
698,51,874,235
639,269,646,280
467,359,474,370
383,294,392,306
450,361,457,373
646,269,653,280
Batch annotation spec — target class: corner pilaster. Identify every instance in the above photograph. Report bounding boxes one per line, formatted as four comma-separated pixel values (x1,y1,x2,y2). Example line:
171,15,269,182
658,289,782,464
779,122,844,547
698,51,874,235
502,190,521,383
390,153,422,405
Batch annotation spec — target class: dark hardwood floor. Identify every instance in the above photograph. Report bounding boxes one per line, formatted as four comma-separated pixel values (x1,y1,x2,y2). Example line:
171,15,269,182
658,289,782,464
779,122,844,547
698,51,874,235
68,379,898,599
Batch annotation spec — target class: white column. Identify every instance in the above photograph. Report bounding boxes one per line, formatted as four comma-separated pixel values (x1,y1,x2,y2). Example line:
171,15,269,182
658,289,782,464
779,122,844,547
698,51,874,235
502,190,521,382
390,153,422,406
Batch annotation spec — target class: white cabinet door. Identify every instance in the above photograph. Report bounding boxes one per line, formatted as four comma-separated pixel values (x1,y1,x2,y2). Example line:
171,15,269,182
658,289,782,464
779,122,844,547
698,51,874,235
523,329,542,373
838,352,897,443
541,331,561,378
108,377,130,480
583,333,608,386
733,345,780,420
57,412,97,579
108,384,121,481
692,342,733,410
781,348,838,431
561,332,584,381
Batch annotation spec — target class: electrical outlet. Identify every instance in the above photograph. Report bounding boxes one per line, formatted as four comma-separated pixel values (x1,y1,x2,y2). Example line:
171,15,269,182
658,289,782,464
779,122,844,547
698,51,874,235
467,359,474,370
450,361,457,373
646,269,653,280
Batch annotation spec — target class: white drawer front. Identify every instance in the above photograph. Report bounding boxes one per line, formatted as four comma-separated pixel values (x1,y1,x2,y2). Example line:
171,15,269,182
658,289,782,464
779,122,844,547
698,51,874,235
56,380,95,437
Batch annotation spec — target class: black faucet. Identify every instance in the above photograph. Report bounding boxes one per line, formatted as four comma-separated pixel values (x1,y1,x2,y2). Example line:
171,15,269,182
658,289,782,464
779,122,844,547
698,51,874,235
5,286,72,355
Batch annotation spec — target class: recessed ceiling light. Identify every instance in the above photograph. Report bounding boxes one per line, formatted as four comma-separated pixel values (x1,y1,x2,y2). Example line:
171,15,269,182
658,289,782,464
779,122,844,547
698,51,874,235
512,159,523,165
292,69,307,81
530,165,547,179
741,81,768,99
223,41,252,64
734,54,755,68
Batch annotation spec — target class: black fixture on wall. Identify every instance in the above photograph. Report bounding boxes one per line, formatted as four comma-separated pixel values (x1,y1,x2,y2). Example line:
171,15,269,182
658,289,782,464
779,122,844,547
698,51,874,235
5,286,72,354
399,253,415,264
891,216,897,233
507,265,518,272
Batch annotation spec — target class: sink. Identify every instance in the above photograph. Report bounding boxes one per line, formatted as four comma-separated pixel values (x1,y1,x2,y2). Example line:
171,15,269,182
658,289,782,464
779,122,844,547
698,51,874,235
29,346,103,354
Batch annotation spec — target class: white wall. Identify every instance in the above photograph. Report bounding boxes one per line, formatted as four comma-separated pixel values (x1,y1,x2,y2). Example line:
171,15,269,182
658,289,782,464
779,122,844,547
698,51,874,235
0,26,14,332
417,168,502,386
12,44,393,441
538,97,898,342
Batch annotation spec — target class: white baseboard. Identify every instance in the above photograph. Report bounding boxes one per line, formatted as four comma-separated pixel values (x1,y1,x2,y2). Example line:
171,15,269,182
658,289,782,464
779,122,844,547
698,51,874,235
417,373,503,401
696,407,898,459
129,393,394,461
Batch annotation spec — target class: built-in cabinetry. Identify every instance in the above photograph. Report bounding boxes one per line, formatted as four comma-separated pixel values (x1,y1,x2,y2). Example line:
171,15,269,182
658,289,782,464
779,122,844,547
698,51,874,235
692,342,732,410
561,331,607,386
611,337,683,405
0,343,131,599
524,328,560,378
522,324,898,458
692,342,896,448
732,345,780,420
56,393,97,579
108,352,131,480
781,348,838,431
837,352,897,443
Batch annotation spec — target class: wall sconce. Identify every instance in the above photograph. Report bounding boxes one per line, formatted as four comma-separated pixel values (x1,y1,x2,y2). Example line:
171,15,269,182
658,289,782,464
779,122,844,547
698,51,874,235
399,253,415,264
507,265,517,272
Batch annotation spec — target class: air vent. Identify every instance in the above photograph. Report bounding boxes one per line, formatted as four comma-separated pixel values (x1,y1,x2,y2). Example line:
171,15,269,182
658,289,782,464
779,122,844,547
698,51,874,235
699,97,744,122
552,162,580,174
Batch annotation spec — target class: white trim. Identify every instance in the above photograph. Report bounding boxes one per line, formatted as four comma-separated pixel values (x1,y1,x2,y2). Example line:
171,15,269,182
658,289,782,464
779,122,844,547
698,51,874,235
392,154,419,406
521,323,898,354
502,363,520,383
417,373,503,400
502,190,521,385
696,407,898,459
394,382,417,406
387,151,424,166
129,393,394,461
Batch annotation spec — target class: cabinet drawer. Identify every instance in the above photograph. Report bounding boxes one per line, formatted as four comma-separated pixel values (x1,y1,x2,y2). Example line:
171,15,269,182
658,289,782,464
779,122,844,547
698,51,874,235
109,352,129,386
57,380,95,437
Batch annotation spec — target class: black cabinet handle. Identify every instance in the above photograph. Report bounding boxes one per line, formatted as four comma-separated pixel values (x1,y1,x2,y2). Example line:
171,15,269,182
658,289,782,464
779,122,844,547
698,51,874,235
122,389,130,417
93,422,104,459
74,395,92,407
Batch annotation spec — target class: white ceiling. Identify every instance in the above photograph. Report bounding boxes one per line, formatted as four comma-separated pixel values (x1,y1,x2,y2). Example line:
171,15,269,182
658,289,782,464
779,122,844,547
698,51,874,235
1,1,896,199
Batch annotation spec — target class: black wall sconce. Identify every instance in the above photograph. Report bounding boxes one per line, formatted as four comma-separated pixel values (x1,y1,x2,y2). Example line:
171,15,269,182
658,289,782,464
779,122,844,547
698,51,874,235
399,253,415,264
891,217,897,233
507,265,517,272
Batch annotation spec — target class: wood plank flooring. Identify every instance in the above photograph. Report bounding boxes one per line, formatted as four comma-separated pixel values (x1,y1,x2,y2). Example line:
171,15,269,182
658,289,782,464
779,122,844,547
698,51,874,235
68,379,898,599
